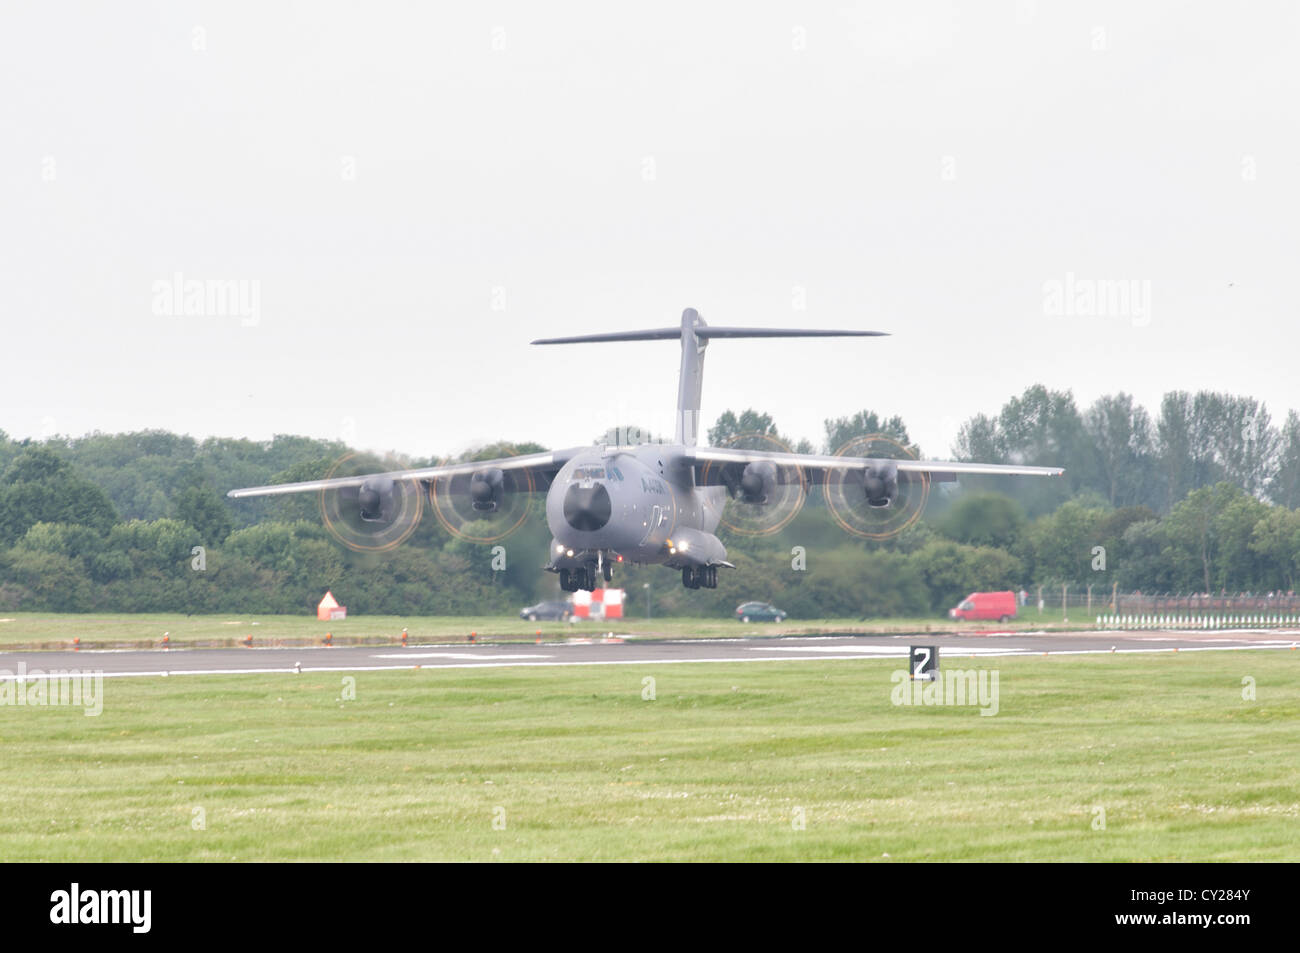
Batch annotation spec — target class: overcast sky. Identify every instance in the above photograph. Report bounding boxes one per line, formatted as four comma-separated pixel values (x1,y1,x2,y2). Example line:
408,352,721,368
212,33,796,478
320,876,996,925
2,1,1297,464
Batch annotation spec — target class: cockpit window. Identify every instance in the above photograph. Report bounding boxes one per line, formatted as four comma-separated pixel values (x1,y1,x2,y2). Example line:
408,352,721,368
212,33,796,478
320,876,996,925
572,466,606,480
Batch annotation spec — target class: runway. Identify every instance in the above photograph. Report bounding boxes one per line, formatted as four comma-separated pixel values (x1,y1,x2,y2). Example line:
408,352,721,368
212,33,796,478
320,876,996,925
0,628,1295,680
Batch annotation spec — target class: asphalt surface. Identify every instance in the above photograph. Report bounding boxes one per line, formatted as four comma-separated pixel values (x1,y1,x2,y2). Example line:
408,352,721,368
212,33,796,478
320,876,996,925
0,628,1295,679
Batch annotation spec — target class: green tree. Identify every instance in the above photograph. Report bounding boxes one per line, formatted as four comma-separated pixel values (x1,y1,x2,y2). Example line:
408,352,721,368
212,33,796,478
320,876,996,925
1083,393,1158,508
1021,499,1110,584
953,413,1004,463
1116,519,1174,592
908,540,1023,612
173,484,234,545
822,410,917,456
709,409,782,446
1267,411,1300,508
935,492,1027,550
1250,507,1300,591
0,447,119,545
1162,483,1250,592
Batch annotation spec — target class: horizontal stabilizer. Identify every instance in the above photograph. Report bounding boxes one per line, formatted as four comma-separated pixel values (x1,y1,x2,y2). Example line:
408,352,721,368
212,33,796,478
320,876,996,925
533,309,887,446
532,327,888,345
531,328,681,345
696,327,888,339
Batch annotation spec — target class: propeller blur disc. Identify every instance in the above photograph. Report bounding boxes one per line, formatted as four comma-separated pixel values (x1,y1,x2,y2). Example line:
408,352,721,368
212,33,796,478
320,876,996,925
823,433,929,540
428,448,534,544
701,432,806,537
319,453,424,553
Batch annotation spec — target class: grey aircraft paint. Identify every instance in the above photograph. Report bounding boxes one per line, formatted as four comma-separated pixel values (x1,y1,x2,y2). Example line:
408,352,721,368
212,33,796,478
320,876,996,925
228,308,1063,592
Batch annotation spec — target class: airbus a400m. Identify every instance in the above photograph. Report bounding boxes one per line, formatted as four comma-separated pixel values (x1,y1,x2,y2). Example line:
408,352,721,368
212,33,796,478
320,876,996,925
229,310,1061,591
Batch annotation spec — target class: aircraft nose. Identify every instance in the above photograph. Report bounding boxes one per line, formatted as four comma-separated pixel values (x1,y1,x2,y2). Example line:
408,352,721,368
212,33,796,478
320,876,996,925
563,482,612,532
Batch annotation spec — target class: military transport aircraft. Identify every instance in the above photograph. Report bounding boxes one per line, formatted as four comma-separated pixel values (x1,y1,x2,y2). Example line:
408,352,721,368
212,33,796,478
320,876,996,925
228,309,1062,591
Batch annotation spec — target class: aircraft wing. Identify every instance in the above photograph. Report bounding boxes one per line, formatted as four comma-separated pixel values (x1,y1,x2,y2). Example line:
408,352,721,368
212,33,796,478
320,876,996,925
227,449,571,499
685,446,1063,485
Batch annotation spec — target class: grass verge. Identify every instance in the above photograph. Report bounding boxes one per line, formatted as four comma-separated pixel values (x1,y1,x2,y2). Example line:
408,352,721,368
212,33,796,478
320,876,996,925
0,652,1294,860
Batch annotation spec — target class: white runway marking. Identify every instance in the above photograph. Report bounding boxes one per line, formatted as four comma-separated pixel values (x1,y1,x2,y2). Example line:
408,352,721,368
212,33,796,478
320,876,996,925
749,646,904,657
369,652,552,660
750,645,1012,656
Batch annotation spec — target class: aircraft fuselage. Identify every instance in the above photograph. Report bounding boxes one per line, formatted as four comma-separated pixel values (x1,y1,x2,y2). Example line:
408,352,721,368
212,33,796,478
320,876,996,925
544,444,728,588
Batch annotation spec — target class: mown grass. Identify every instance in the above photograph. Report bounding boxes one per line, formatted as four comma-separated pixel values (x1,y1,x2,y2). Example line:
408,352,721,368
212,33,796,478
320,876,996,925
0,652,1295,860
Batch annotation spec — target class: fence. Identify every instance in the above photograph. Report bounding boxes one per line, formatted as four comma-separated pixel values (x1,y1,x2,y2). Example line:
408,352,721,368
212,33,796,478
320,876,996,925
1094,611,1300,631
1019,587,1294,616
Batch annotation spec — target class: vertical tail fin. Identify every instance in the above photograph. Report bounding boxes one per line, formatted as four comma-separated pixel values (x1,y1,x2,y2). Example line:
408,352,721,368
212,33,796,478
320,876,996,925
675,308,707,445
531,312,887,447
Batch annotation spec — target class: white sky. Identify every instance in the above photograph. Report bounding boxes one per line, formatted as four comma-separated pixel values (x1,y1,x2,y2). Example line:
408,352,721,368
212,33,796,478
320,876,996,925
2,1,1297,461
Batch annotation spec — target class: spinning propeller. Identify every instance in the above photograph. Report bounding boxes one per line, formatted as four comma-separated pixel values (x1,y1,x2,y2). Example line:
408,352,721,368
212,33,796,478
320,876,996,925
428,448,534,544
822,433,930,540
703,432,806,537
318,453,424,552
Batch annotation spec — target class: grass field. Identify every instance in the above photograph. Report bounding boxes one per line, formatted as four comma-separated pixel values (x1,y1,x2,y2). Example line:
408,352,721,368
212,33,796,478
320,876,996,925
0,651,1295,861
0,608,1080,648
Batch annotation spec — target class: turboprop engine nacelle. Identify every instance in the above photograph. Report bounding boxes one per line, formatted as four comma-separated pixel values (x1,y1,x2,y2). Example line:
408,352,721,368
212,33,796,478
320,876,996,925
469,468,505,512
357,478,397,522
863,461,899,508
738,460,778,504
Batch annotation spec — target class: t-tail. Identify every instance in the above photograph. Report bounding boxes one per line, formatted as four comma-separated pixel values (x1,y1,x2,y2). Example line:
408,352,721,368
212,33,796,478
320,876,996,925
531,309,888,445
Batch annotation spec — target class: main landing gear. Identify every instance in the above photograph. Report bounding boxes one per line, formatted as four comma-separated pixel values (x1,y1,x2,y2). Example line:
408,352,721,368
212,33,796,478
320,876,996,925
682,565,718,590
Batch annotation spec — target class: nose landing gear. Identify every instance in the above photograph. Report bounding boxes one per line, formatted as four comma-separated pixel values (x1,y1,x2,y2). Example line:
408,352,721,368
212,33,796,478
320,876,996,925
559,567,596,592
558,551,615,593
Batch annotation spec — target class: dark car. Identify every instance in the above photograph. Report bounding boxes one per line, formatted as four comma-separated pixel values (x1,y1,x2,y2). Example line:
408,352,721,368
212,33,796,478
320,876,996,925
735,601,787,623
520,600,572,622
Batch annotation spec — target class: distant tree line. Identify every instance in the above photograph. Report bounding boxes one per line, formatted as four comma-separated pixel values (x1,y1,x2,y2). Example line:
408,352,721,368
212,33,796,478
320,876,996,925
0,383,1297,618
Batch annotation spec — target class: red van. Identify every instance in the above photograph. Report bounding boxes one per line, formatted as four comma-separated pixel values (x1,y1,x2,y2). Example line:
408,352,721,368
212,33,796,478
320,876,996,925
949,591,1018,622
